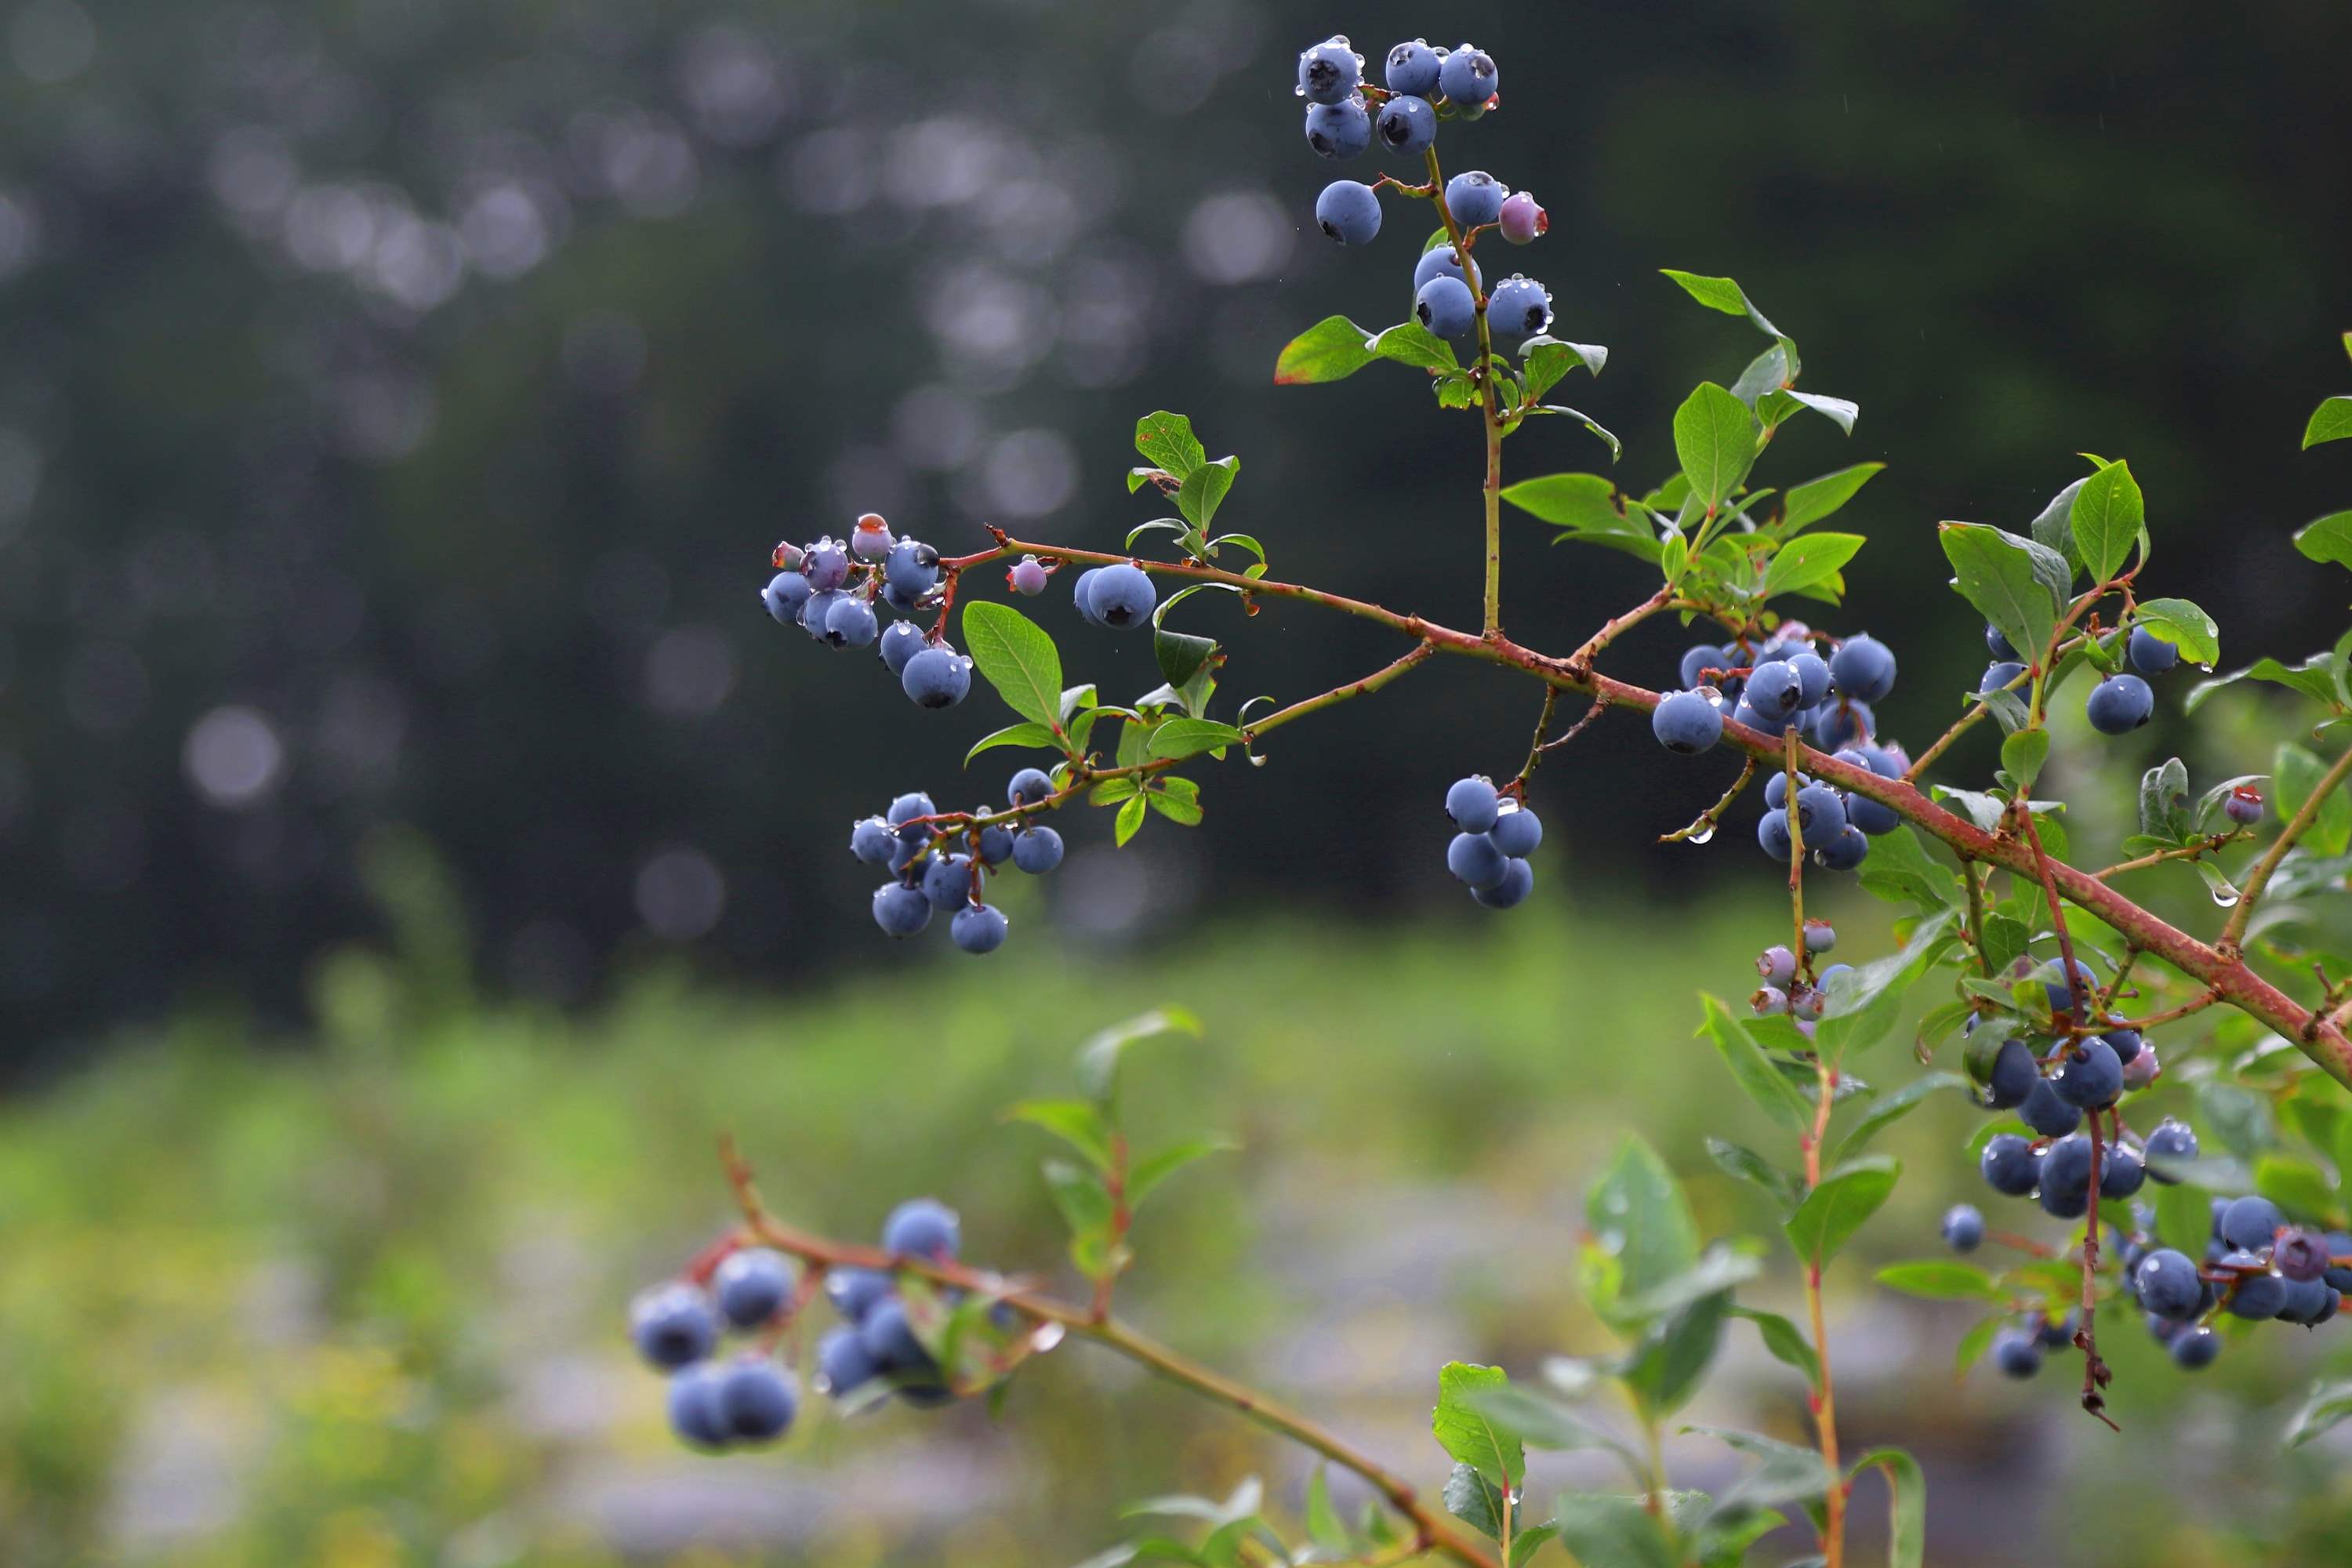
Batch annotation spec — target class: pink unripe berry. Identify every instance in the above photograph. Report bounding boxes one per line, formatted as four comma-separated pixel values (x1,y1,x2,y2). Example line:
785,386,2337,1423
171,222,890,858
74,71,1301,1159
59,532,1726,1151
1497,191,1547,245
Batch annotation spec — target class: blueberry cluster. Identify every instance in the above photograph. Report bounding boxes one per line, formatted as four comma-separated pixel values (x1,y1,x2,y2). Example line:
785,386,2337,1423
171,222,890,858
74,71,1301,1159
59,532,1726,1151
1987,1309,2086,1381
630,1248,802,1450
2122,1199,2351,1368
855,769,1068,953
1654,626,1904,874
1442,775,1541,909
762,514,974,710
1981,619,2185,737
1745,922,1848,1024
1297,37,1554,353
815,1199,975,1411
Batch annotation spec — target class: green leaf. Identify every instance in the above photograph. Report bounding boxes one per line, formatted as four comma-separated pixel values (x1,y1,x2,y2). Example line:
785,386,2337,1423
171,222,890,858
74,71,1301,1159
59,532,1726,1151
1432,1363,1525,1488
1849,1448,1927,1568
1619,1292,1731,1420
1153,630,1218,691
1005,1098,1114,1168
1273,317,1378,385
2285,1378,2352,1448
1817,908,1959,1060
1465,1385,1644,1473
2027,476,2088,577
1785,1156,1901,1265
1763,532,1866,601
1697,995,1817,1136
1501,473,1661,562
1549,1492,1677,1568
1761,388,1859,434
2068,459,2144,583
1133,412,1206,477
1043,1157,1114,1240
1673,383,1758,510
2137,757,2192,842
2130,597,2220,666
1780,463,1885,535
966,721,1062,764
1833,1072,1969,1162
1706,1137,1802,1210
2001,728,2050,792
1727,1305,1820,1388
2254,1153,2337,1224
1303,1468,1350,1556
1520,336,1608,401
964,601,1065,731
1366,320,1459,372
1148,718,1245,760
1174,456,1237,532
1076,1007,1203,1105
1442,1465,1508,1541
2296,510,2352,572
1529,404,1624,461
1127,1137,1233,1210
1938,523,2066,663
1853,826,1959,913
1586,1135,1700,1302
2187,652,2347,714
2277,741,2352,856
1659,269,1782,337
2304,396,2352,449
1114,793,1147,844
1875,1260,2006,1302
1145,786,1203,826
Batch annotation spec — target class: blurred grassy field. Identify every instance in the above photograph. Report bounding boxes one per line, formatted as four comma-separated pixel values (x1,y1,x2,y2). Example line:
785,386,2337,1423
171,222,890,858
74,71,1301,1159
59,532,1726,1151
6,893,2352,1567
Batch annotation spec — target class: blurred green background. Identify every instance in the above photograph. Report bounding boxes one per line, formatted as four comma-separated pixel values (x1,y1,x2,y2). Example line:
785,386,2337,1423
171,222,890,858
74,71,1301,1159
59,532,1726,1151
5,0,2352,1563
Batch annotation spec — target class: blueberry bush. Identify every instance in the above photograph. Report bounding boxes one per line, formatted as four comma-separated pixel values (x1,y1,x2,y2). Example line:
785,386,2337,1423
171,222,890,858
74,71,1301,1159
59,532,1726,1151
637,31,2352,1568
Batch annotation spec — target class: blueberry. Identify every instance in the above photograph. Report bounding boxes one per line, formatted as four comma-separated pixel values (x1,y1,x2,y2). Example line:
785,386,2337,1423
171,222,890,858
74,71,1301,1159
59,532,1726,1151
714,1249,794,1328
2122,1042,2161,1090
1486,275,1552,339
921,851,973,911
1007,768,1054,807
1446,775,1501,833
2099,1145,2145,1199
1072,567,1107,626
667,1363,732,1448
2100,1027,2143,1065
1750,985,1789,1016
1817,961,1855,992
879,619,926,675
1374,95,1436,158
1844,786,1900,837
2227,1267,2287,1319
1412,245,1479,296
2169,1327,2220,1368
881,581,925,615
718,1356,799,1443
951,902,1009,953
1084,563,1156,628
2223,786,2264,826
1788,984,1828,1022
804,539,851,592
800,588,845,642
1652,689,1723,753
763,571,813,625
887,791,937,829
1763,770,1809,810
1296,34,1362,104
2053,1037,2122,1109
1941,1204,1985,1253
1809,700,1874,751
1985,623,2019,659
1383,38,1443,94
2020,1077,2082,1138
1011,826,1064,874
1007,556,1049,596
2035,1311,2077,1349
1305,97,1371,160
1414,275,1477,341
873,881,933,937
1497,191,1546,245
633,1283,719,1370
1679,644,1724,688
976,821,1014,866
2128,626,2180,675
826,1267,891,1324
1756,945,1797,987
1437,44,1497,108
859,1297,935,1374
1980,661,2027,694
1443,170,1505,229
1980,1039,2038,1109
2086,673,2154,735
2040,1132,2094,1203
1746,659,1805,716
1991,1328,2043,1379
884,1198,961,1260
851,513,895,560
884,539,940,599
1316,180,1382,244
2136,1248,2203,1319
2038,1181,2090,1220
850,816,898,865
1757,809,1794,860
1471,857,1534,909
1792,783,1849,842
1447,831,1510,890
825,593,879,648
902,646,972,709
2218,1194,2284,1251
1489,804,1542,857
1980,1134,2039,1196
817,1324,880,1399
2274,1229,2332,1283
2142,1119,2197,1181
1828,635,1896,702
1802,919,1836,955
1814,825,1869,872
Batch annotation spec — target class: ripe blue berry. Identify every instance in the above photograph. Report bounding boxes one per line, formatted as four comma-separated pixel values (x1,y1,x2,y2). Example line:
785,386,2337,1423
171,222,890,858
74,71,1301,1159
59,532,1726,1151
2136,1248,2203,1319
1980,661,2026,694
1941,1204,1985,1253
714,1248,793,1328
1757,945,1797,986
1780,651,1829,709
1652,689,1723,753
1980,1133,2039,1196
1375,95,1436,158
1757,808,1794,860
1316,180,1382,244
883,1198,960,1260
1304,97,1371,160
887,791,936,829
1791,783,1848,841
1678,644,1722,688
1384,38,1442,94
976,821,1014,866
851,816,898,865
1486,275,1552,339
1497,191,1546,245
1816,962,1854,993
1447,831,1510,890
1437,44,1497,109
1986,622,2019,659
1011,825,1065,873
879,619,925,675
1414,275,1476,341
2100,1027,2143,1065
859,1297,934,1374
1802,919,1836,954
1986,1038,2038,1109
2128,626,2180,674
2218,1194,2284,1251
2020,1077,2082,1137
2099,1145,2146,1198
1084,563,1156,629
2223,786,2263,826
825,593,879,648
2054,1037,2122,1109
1007,767,1054,807
2085,673,2154,735
1446,775,1500,833
1828,635,1896,702
667,1363,732,1448
2226,1265,2286,1320
826,1267,891,1324
804,539,851,591
1991,1328,2043,1379
884,539,939,599
1763,770,1809,810
1072,566,1107,626
2040,1132,2094,1200
1443,170,1505,229
872,881,933,937
1809,700,1874,752
1295,35,1362,103
1489,804,1542,857
2169,1327,2220,1368
1007,556,1049,596
1745,659,1804,717
1412,245,1479,296
902,646,971,709
2142,1119,2198,1181
800,588,845,642
2274,1229,2331,1283
633,1283,718,1370
817,1324,879,1399
763,571,813,625
1814,825,1869,872
952,902,1008,953
719,1356,798,1443
921,851,972,911
1472,857,1534,909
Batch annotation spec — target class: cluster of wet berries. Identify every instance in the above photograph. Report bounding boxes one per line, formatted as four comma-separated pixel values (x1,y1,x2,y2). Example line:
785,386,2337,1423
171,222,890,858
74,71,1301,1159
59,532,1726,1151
761,515,977,710
1441,775,1542,909
1296,36,1554,350
1650,626,1904,873
858,769,1069,953
1980,620,2196,739
2122,1196,2350,1363
630,1200,975,1451
1745,924,1850,1025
